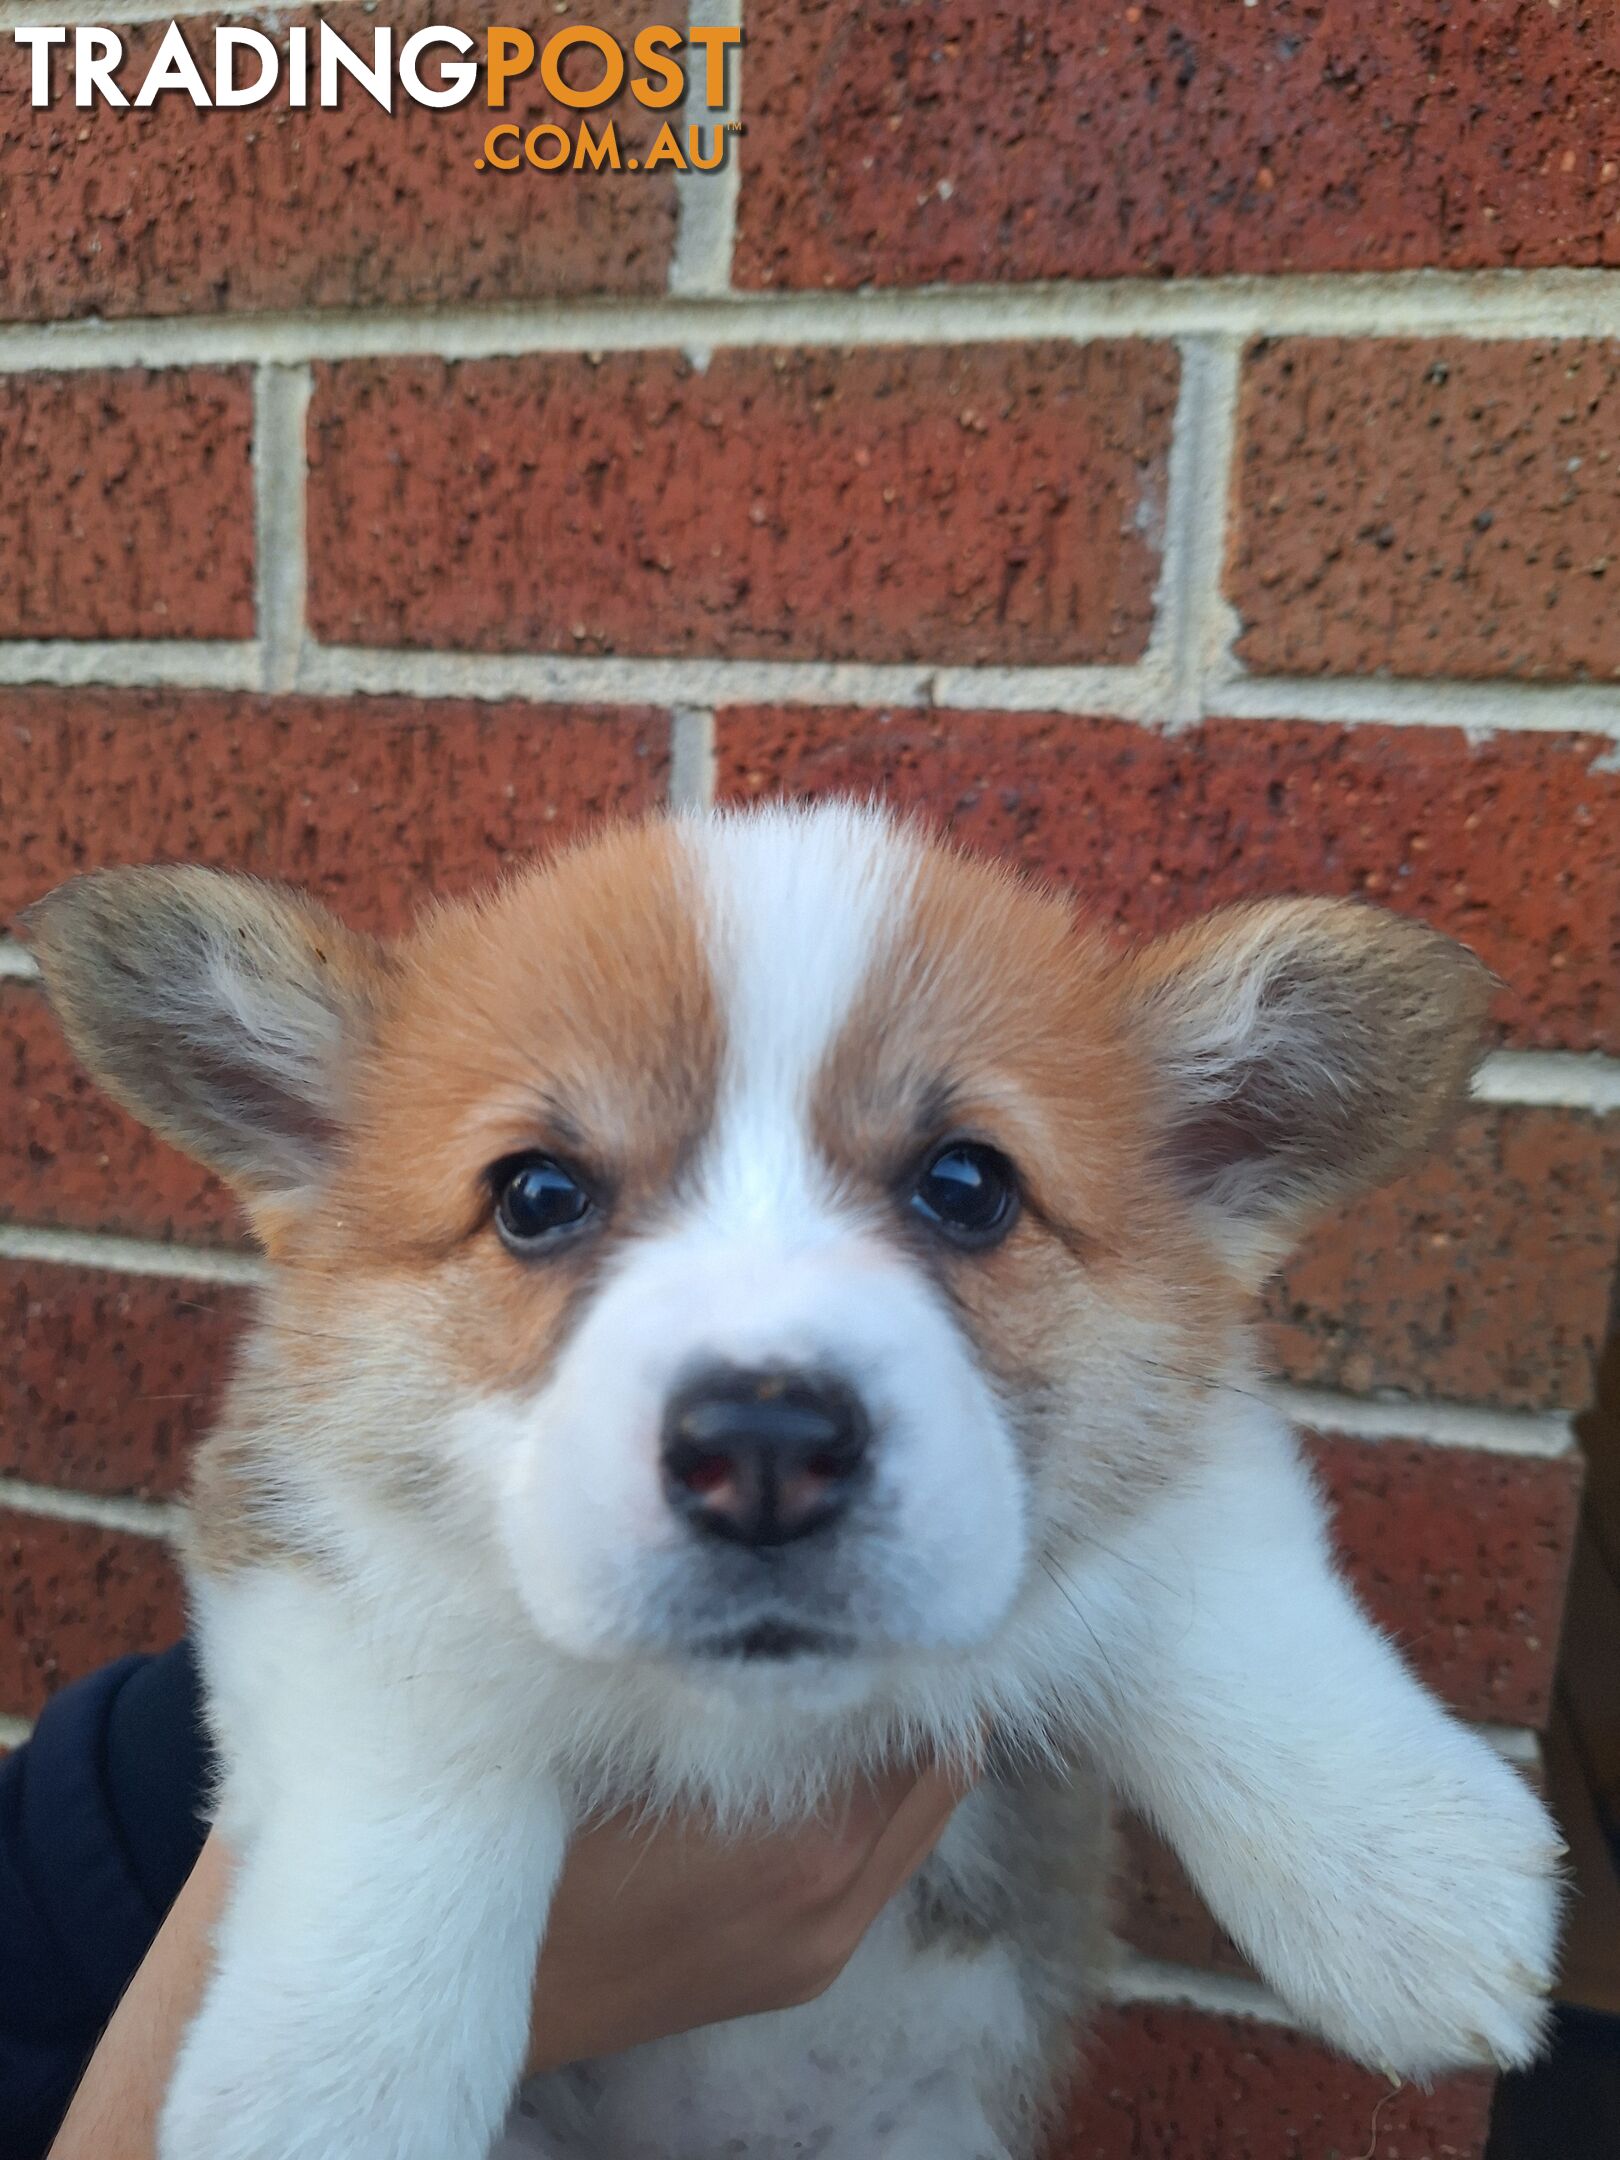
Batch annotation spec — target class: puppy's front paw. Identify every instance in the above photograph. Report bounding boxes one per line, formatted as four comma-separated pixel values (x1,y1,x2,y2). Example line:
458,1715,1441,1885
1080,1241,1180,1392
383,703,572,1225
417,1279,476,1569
1262,1726,1562,2079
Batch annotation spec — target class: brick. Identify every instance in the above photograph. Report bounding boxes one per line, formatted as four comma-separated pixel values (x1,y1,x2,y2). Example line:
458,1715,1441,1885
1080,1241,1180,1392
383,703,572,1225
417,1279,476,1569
0,1263,246,1500
1052,2002,1494,2158
0,689,670,940
713,707,1620,1054
1305,1431,1580,1725
0,371,253,640
0,1510,184,1718
1266,1105,1620,1413
306,345,1177,664
0,3,674,322
2,982,234,1244
739,0,1620,291
1113,1816,1251,1982
1231,340,1620,681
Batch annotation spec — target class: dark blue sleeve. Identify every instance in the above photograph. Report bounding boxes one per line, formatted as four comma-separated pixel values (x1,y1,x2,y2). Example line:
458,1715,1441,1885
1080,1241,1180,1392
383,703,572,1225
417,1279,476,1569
0,1641,209,2160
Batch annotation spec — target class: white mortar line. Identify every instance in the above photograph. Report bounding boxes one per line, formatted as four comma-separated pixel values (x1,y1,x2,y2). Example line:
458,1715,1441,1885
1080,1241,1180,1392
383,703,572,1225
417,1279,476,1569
0,1220,265,1285
1477,1723,1545,1771
668,707,717,809
1151,337,1241,725
293,645,1169,716
668,0,742,305
1209,672,1620,738
3,634,1617,741
0,941,40,981
1,1,199,20
0,1473,182,1540
1268,1383,1577,1462
4,269,1620,374
1474,1052,1620,1114
0,1711,33,1750
1105,1949,1297,2029
252,362,310,694
0,640,261,691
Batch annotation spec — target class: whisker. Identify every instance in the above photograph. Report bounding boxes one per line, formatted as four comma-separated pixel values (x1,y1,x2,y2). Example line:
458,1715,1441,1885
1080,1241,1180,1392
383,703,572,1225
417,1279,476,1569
1038,1554,1112,1673
1134,1355,1277,1413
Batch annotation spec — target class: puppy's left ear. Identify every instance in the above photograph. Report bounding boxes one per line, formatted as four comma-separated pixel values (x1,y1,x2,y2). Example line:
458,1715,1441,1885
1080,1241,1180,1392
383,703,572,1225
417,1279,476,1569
1120,898,1491,1274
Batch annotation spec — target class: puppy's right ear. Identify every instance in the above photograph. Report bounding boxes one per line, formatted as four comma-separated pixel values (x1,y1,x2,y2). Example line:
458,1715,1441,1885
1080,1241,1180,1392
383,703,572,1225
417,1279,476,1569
25,867,392,1200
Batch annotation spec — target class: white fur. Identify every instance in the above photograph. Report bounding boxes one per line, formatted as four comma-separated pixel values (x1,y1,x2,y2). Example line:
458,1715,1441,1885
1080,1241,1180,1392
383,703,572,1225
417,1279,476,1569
691,800,916,1189
486,1224,1028,1672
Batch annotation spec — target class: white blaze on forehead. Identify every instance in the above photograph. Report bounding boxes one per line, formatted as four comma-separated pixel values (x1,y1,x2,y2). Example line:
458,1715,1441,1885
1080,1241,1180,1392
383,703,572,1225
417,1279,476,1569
682,802,918,1228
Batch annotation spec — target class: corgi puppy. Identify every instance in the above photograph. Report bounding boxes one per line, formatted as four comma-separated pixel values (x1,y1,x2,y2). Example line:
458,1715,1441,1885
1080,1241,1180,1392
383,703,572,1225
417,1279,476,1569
29,802,1560,2160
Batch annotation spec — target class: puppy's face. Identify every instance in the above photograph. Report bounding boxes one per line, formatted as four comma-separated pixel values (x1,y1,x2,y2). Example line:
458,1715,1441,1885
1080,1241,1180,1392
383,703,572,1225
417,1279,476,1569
27,806,1487,1685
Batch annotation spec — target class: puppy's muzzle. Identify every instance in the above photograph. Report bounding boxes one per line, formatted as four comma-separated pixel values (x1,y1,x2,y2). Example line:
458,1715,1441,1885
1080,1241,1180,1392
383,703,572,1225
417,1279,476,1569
660,1366,871,1550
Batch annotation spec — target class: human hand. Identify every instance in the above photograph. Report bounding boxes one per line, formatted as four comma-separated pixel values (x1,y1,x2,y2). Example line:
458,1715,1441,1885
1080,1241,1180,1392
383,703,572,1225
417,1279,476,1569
529,1759,975,2070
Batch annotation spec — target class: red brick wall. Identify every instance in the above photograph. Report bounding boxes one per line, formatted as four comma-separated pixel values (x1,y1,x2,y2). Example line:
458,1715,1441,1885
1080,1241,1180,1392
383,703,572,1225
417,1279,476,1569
2,6,1615,2153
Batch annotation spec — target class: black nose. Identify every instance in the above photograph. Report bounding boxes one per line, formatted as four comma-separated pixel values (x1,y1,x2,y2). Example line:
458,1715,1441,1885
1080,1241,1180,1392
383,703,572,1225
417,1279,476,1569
661,1366,871,1549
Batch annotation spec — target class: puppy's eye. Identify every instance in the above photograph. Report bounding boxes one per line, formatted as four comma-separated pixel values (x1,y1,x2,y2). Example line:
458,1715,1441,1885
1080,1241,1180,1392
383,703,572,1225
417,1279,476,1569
491,1153,594,1250
909,1141,1019,1249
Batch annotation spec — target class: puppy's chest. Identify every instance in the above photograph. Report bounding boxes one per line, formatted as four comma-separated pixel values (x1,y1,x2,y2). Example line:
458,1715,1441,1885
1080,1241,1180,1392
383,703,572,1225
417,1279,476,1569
500,1901,1031,2160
